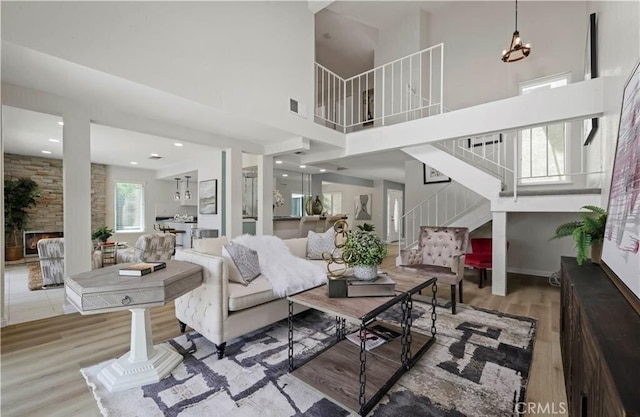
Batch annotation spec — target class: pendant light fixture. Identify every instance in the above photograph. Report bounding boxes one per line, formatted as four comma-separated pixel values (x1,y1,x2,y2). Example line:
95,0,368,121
501,0,531,63
174,178,181,201
184,176,192,200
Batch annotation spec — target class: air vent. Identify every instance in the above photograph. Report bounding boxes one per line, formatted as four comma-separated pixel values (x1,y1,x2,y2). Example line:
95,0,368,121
337,166,348,171
289,98,307,118
294,151,306,155
148,155,163,160
289,98,299,113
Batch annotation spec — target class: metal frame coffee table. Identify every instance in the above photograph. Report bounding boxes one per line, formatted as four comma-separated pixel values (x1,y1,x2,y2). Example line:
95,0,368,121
287,271,437,416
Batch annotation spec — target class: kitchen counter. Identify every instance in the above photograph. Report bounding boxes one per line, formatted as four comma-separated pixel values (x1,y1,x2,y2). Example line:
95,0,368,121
156,217,198,224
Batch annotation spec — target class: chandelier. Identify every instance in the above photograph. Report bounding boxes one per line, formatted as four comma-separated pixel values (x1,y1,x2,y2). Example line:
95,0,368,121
501,0,531,63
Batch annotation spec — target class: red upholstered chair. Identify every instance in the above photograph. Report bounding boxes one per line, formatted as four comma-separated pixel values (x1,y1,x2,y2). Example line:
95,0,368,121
465,238,508,288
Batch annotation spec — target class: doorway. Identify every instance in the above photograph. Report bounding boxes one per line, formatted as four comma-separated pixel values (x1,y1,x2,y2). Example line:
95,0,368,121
386,189,403,243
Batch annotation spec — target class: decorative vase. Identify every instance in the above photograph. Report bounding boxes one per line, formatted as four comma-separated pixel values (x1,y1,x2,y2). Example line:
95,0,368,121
305,197,314,215
353,265,378,281
590,241,603,264
312,196,323,215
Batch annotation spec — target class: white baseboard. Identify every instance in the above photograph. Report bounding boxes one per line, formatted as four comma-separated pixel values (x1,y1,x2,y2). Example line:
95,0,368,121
506,267,555,278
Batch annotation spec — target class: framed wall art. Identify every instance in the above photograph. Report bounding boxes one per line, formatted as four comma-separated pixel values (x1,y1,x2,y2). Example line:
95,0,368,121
423,164,451,184
601,58,640,312
199,179,218,214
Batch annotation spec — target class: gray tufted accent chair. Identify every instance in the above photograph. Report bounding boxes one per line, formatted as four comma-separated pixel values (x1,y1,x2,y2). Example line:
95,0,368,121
399,226,469,314
115,233,176,264
37,238,65,287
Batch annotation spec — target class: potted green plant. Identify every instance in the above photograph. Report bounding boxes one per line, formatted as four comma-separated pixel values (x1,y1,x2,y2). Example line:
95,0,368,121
4,178,40,261
550,205,607,265
92,226,114,244
341,227,388,280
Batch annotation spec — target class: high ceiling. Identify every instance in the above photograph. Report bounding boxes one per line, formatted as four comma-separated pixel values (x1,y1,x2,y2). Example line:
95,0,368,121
1,1,433,185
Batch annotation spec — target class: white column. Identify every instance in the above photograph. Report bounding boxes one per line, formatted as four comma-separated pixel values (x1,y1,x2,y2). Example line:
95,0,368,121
492,211,507,296
225,148,243,238
129,308,153,362
256,156,273,235
63,110,92,276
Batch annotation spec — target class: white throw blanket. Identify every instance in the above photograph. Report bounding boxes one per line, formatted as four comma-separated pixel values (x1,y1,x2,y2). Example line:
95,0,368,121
232,234,326,296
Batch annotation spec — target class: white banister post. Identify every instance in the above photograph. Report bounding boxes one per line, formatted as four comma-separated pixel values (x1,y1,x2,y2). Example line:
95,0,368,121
492,211,507,296
513,132,518,201
440,44,444,115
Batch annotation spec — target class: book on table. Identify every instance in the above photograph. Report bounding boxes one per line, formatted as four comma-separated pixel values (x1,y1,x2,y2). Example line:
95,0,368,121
347,274,396,297
118,262,166,277
346,325,402,351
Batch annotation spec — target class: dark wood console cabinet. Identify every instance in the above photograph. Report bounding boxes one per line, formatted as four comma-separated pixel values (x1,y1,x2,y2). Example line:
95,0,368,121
560,257,640,417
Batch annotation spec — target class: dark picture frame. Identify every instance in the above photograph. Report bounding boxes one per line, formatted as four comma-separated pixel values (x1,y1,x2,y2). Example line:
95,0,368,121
198,179,218,214
601,58,640,314
467,134,503,148
423,164,451,184
584,12,599,146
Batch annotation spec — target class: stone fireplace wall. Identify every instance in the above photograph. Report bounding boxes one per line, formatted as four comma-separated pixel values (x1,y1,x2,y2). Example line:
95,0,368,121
3,153,107,236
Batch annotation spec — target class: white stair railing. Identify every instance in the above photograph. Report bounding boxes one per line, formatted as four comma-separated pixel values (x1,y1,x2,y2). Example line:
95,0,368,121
315,43,444,133
398,182,485,251
434,121,605,200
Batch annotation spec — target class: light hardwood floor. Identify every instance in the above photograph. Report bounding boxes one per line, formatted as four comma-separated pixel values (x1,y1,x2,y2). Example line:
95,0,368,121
1,252,567,417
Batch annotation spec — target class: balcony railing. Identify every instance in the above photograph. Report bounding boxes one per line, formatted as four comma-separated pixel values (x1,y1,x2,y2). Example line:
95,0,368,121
398,181,485,251
315,43,444,133
434,120,605,200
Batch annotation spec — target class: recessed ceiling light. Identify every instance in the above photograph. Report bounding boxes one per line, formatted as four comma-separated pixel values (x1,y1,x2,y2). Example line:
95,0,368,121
320,169,326,172
282,174,288,177
174,142,183,147
299,165,307,169
41,150,52,154
48,138,60,143
150,153,160,157
275,160,283,164
57,121,64,126
130,161,138,165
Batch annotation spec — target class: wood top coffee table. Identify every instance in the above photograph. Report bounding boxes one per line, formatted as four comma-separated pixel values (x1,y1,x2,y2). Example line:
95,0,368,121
65,260,203,392
287,269,438,416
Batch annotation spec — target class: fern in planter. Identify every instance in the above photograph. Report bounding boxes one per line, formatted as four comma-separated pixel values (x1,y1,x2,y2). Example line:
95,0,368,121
550,205,607,265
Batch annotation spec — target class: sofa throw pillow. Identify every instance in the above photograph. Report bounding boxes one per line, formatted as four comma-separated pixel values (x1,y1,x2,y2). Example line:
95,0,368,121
221,246,248,285
193,236,228,256
307,228,336,260
224,242,261,285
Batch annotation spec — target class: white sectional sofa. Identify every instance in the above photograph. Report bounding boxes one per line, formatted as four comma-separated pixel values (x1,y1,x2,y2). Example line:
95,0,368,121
174,236,329,358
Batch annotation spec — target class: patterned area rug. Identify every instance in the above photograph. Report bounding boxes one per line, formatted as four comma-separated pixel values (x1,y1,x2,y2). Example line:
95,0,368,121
82,302,536,417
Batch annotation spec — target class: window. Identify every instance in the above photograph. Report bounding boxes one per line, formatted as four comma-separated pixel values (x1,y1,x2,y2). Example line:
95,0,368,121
519,74,570,184
115,182,145,232
323,192,342,215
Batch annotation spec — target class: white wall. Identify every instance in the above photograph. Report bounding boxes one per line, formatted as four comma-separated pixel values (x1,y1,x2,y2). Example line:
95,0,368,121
586,1,640,205
2,2,319,141
471,212,581,277
404,160,450,214
374,9,429,67
322,182,377,232
428,1,588,111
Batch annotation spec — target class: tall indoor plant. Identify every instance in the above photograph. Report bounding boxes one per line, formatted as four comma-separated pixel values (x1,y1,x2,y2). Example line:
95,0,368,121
4,178,40,261
342,224,387,280
550,205,607,265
